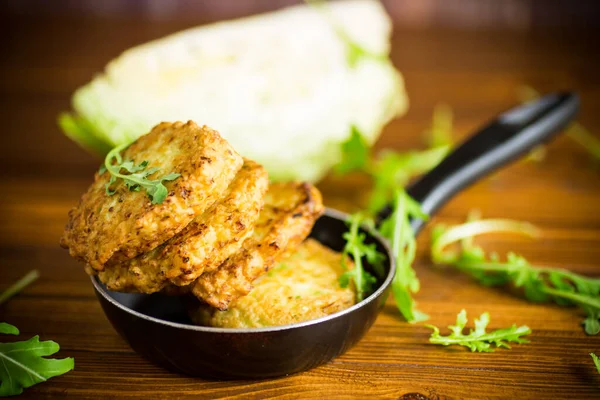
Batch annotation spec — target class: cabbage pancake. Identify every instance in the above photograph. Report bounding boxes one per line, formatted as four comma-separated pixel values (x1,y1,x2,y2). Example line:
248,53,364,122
190,239,356,328
192,182,324,310
61,121,243,271
93,159,268,293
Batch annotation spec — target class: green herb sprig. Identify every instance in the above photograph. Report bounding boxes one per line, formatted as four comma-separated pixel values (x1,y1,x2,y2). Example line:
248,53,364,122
0,323,74,396
338,213,386,302
591,353,600,375
0,272,74,395
366,146,449,213
431,214,600,335
334,126,370,175
427,309,531,352
334,125,448,212
102,143,181,205
378,189,429,322
335,105,452,213
334,104,453,320
0,270,39,306
424,103,453,149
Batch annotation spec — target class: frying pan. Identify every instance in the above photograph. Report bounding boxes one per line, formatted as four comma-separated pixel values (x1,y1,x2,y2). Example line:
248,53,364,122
91,92,579,379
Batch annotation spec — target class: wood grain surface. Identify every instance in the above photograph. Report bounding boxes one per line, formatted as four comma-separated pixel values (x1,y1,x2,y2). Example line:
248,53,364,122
1,13,600,400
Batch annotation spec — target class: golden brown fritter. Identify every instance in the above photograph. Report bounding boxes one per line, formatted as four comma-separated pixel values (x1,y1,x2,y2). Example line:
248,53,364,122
189,238,356,328
191,182,324,310
61,121,243,271
94,159,269,293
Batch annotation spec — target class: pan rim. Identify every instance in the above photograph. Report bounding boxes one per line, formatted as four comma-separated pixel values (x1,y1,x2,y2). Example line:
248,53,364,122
91,207,396,334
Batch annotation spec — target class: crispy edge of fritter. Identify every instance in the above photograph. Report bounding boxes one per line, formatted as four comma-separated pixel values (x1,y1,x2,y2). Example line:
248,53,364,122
60,121,243,271
189,238,355,328
190,182,324,310
94,159,268,293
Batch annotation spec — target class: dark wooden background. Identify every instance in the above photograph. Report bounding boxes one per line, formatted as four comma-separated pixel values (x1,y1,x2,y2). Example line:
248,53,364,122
1,1,600,399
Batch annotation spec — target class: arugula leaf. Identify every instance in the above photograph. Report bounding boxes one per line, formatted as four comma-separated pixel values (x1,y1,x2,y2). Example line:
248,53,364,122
366,146,449,213
379,189,429,322
335,126,449,213
102,143,181,205
334,126,370,175
339,213,385,302
333,108,453,322
0,323,74,396
0,270,40,306
427,309,531,352
518,86,600,161
431,214,600,335
591,353,600,375
0,324,18,335
424,103,453,149
584,309,600,336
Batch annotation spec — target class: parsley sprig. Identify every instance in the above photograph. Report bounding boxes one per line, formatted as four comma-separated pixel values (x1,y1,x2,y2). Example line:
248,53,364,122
431,214,600,335
427,309,531,352
101,143,181,205
339,213,386,302
379,189,429,322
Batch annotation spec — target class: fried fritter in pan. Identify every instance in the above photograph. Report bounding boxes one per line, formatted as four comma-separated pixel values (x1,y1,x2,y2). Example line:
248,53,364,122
61,121,243,271
189,238,356,328
93,159,268,293
191,182,324,310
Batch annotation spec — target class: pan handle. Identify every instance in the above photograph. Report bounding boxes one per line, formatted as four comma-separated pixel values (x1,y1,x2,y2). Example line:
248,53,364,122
377,92,579,233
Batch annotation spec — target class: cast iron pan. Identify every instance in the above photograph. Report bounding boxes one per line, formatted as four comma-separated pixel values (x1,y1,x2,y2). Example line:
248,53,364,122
91,92,579,379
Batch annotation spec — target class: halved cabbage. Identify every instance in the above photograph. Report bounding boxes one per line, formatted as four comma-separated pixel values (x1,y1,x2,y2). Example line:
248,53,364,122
60,0,408,182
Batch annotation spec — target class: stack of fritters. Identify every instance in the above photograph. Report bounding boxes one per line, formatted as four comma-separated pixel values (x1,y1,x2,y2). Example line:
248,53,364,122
61,121,324,310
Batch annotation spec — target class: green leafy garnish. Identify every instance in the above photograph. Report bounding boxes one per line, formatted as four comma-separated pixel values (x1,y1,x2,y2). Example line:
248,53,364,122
335,125,450,213
427,309,531,352
591,353,600,375
334,126,370,175
0,270,40,306
518,86,600,161
431,214,600,335
339,213,386,302
334,106,453,320
102,143,181,205
0,323,74,396
366,146,449,213
379,189,429,322
424,103,453,149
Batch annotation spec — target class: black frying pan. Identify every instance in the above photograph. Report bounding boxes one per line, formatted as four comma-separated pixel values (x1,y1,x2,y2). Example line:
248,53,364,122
91,92,579,379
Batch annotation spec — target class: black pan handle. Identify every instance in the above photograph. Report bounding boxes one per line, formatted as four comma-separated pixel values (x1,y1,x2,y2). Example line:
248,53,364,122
377,92,579,233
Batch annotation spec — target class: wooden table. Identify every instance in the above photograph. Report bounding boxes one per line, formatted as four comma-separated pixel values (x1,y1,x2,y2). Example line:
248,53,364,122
1,14,599,400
